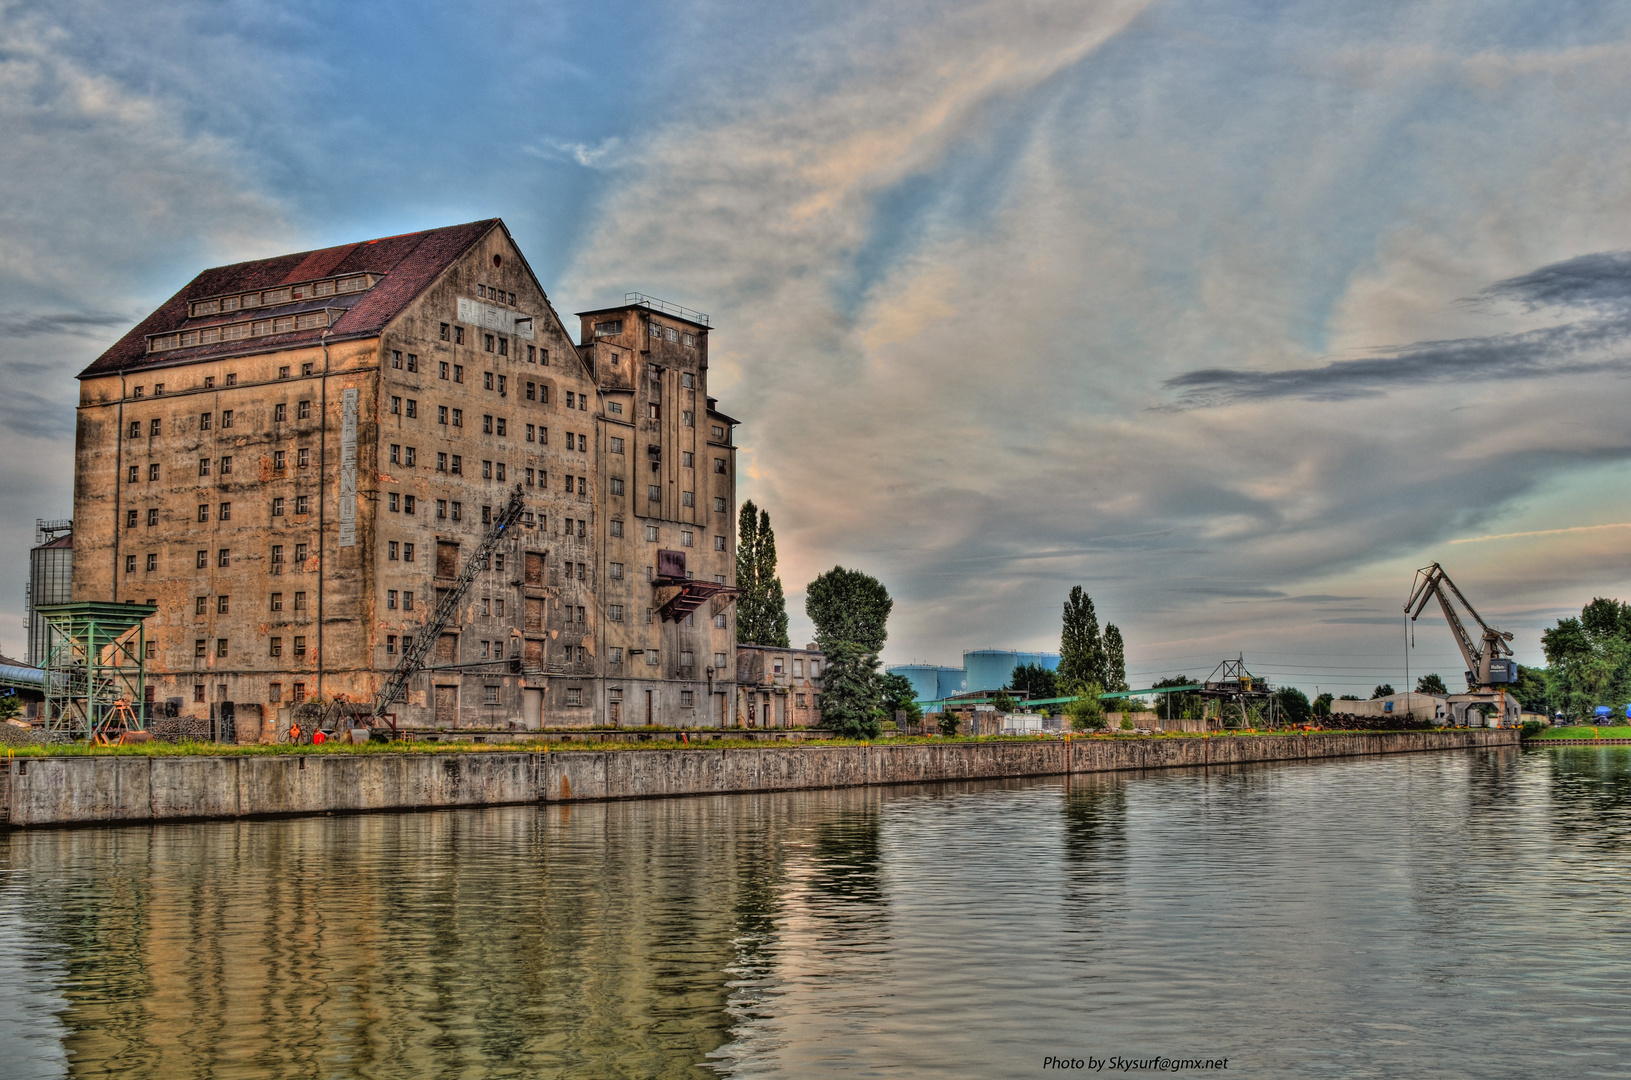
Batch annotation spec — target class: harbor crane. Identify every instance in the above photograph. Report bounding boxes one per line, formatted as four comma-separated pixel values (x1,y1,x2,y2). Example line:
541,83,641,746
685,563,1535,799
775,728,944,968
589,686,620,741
1404,562,1521,727
370,487,527,735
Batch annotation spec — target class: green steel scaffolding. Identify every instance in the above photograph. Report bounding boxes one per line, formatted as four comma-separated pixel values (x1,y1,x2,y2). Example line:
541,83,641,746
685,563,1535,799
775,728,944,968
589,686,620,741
36,601,156,741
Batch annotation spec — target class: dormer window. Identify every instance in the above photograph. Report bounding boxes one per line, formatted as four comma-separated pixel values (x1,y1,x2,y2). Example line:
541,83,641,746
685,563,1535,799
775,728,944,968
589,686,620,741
186,274,376,318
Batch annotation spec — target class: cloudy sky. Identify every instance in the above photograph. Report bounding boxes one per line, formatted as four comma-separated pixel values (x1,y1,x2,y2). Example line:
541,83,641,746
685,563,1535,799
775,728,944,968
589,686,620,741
5,0,1631,696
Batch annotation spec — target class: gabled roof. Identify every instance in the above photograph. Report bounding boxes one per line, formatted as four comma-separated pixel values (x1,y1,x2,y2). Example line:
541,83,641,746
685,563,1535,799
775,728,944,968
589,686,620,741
79,220,500,379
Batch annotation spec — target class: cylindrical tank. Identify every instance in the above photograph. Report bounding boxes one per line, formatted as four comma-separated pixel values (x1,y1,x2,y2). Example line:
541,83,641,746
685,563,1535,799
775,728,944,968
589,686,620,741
936,667,966,699
887,665,945,703
963,651,1018,694
964,650,1062,693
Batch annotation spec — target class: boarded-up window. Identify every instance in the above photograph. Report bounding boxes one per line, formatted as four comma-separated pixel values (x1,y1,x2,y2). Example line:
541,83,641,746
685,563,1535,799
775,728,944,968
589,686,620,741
434,685,457,724
525,551,545,586
525,597,544,632
524,639,544,668
436,634,457,664
437,541,459,578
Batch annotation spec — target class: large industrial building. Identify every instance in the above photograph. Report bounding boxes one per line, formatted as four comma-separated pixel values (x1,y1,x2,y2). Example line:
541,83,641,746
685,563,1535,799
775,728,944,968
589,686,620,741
71,219,741,731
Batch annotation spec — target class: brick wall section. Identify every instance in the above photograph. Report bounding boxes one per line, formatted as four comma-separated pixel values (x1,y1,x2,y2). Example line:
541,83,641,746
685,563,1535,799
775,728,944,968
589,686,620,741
3,729,1518,828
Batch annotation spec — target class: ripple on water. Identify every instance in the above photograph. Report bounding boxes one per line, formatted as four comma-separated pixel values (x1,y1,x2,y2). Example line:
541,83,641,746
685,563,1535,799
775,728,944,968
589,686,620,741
0,747,1626,1078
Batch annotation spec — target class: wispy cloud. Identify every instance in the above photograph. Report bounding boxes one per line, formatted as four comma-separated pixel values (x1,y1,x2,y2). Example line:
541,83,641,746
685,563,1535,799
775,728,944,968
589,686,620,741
525,137,626,169
1450,522,1631,545
1164,250,1631,408
0,311,129,337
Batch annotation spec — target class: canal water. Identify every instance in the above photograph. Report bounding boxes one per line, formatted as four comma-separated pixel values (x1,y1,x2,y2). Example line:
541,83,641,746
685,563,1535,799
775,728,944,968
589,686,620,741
1,746,1626,1078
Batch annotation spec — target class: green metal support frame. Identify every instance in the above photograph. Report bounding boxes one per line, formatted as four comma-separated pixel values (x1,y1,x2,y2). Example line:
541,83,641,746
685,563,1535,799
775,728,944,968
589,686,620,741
36,602,156,741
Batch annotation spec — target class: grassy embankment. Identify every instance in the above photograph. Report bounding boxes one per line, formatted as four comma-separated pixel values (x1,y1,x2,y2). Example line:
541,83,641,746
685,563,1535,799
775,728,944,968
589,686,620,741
1527,725,1631,740
0,727,1454,758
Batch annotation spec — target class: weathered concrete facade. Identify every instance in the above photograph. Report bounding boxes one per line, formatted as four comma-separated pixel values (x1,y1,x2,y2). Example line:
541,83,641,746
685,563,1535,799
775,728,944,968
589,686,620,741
71,221,739,731
736,643,824,727
0,729,1519,828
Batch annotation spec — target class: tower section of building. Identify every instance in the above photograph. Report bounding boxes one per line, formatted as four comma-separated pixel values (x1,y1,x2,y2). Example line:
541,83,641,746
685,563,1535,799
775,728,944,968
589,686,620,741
576,298,739,728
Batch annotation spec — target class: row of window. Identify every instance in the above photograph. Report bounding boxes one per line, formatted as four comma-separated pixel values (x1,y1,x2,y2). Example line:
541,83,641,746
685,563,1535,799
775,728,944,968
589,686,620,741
129,367,319,400
187,274,372,319
436,323,547,366
266,637,308,657
148,309,333,353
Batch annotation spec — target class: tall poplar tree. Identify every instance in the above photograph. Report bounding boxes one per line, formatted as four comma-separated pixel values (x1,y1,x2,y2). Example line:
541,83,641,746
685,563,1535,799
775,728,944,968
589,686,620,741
1059,586,1105,691
1102,624,1128,693
735,500,790,646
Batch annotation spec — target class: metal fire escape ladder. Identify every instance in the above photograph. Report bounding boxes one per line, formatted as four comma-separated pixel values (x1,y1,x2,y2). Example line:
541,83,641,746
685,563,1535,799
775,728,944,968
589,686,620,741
373,487,527,725
1405,562,1514,689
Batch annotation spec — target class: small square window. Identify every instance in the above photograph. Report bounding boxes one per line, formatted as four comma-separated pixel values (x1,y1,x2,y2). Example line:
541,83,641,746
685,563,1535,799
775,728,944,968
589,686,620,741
145,507,158,526
271,592,283,611
221,410,233,428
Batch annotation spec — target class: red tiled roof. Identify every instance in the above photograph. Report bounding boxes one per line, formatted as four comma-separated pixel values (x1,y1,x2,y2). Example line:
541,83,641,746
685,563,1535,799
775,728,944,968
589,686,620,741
78,219,500,379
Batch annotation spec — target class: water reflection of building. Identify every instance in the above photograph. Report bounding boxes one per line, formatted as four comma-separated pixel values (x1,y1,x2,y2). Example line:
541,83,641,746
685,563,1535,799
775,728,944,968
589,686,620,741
7,804,788,1078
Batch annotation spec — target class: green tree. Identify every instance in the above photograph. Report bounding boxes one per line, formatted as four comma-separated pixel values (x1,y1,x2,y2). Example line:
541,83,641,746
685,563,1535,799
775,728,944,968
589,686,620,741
937,709,961,737
1101,625,1128,693
805,567,892,654
1066,683,1107,731
1371,684,1396,699
819,640,882,738
1511,664,1549,712
1273,687,1311,725
0,693,19,723
1151,675,1202,720
1544,602,1631,720
1415,673,1449,695
1060,586,1105,691
990,689,1018,713
1312,692,1334,717
735,501,790,647
1008,663,1058,699
878,671,923,726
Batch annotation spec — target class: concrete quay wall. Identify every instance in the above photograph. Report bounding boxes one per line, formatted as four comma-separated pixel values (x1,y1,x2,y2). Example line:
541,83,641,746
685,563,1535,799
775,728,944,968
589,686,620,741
1,729,1518,829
